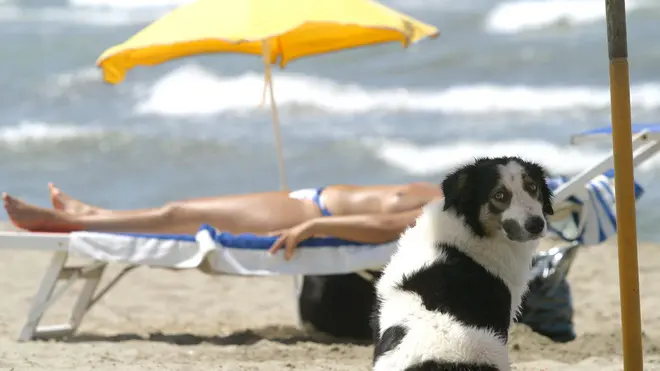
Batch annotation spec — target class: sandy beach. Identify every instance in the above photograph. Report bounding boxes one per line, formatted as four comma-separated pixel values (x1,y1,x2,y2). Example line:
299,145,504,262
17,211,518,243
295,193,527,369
1,222,659,371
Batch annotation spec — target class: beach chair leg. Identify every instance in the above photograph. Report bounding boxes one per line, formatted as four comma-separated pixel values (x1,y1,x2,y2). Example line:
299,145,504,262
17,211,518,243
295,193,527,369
18,251,69,342
69,263,107,334
17,251,111,342
292,275,304,328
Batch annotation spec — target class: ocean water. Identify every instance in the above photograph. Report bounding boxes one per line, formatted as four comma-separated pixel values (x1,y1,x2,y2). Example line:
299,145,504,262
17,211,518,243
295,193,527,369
2,0,660,240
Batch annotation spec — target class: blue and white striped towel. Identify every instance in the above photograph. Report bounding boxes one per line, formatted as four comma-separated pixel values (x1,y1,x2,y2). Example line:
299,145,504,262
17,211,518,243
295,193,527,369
547,171,644,246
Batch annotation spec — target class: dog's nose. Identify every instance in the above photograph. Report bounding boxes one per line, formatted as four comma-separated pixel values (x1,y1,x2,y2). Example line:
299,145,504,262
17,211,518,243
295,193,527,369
524,216,545,235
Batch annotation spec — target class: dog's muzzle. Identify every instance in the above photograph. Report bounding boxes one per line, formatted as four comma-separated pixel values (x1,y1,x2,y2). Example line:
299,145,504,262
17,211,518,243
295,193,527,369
503,216,546,242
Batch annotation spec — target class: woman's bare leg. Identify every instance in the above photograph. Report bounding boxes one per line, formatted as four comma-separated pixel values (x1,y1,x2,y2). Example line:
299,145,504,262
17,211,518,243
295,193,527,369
49,183,104,215
47,183,196,231
4,193,84,232
5,188,323,234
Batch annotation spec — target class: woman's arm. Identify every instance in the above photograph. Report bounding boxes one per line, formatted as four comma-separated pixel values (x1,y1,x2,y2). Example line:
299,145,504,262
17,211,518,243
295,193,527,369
268,209,425,259
306,209,423,244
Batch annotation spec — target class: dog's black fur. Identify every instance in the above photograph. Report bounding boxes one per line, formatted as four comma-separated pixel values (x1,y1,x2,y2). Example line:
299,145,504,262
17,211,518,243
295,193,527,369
371,246,513,369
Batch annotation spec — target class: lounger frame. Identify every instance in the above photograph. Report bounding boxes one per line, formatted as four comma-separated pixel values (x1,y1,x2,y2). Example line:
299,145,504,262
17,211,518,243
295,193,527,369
0,232,134,341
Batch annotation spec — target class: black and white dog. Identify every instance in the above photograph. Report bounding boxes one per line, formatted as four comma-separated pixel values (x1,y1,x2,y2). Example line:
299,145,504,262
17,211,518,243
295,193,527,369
371,156,554,371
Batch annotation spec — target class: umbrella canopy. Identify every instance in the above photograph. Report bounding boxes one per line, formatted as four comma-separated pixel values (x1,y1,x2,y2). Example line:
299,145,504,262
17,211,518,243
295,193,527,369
96,0,439,84
96,0,439,190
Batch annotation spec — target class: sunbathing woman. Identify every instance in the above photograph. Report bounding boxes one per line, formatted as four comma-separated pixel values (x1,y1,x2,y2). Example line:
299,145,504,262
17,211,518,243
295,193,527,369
2,182,443,259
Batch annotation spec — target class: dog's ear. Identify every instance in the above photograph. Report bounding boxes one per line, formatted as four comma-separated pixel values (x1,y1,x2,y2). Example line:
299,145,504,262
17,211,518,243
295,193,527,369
524,161,554,216
441,164,473,212
441,161,490,237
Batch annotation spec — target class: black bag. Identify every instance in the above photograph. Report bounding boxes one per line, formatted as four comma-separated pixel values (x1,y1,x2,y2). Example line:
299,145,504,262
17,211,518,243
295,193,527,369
296,244,578,343
515,243,579,343
296,270,381,341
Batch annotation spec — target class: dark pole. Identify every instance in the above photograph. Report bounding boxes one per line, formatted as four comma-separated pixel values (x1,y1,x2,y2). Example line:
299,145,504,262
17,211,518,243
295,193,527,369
605,0,644,370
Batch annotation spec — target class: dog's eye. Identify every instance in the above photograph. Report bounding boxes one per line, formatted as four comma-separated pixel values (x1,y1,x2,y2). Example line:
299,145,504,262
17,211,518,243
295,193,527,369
493,191,505,201
527,182,538,193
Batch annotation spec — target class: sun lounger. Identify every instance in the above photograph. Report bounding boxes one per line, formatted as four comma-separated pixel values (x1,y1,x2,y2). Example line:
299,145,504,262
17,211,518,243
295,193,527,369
1,126,656,341
549,125,657,245
0,227,400,341
570,123,660,144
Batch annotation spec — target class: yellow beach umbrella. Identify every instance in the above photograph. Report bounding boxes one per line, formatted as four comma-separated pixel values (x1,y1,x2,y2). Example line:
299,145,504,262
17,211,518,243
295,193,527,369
96,0,439,190
603,1,643,370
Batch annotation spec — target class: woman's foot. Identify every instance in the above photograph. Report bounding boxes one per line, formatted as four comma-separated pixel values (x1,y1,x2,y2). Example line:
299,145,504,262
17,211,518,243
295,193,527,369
3,192,83,232
49,183,101,216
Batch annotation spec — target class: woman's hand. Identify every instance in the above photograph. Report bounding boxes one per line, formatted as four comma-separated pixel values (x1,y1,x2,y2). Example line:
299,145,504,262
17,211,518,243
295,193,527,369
267,220,318,260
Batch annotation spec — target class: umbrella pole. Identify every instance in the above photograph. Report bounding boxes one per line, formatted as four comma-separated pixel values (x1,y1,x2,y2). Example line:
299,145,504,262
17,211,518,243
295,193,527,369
261,40,289,191
605,1,643,370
